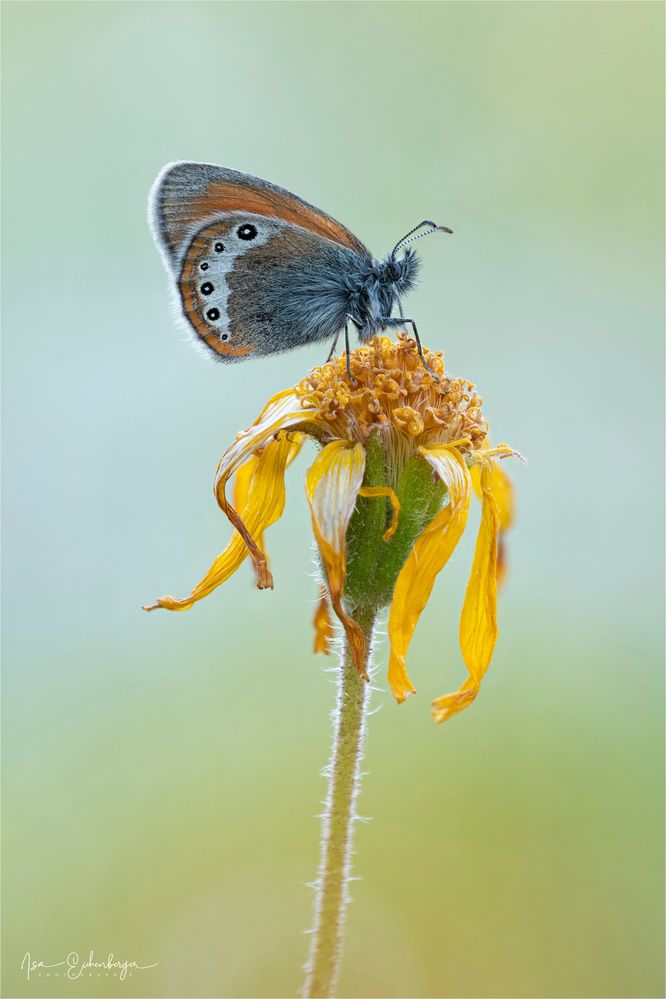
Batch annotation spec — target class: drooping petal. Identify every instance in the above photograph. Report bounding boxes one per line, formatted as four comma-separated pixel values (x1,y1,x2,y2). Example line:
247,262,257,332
306,440,367,676
232,433,304,578
216,390,311,487
490,458,514,533
493,461,514,588
214,391,313,587
387,445,472,703
432,460,499,722
144,432,296,612
470,444,515,588
233,455,264,550
312,586,334,655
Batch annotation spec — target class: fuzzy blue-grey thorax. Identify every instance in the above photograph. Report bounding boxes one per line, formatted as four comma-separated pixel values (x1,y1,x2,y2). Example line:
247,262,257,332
349,249,420,339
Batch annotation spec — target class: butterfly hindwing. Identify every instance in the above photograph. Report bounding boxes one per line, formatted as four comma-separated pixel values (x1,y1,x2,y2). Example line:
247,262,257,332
178,213,369,361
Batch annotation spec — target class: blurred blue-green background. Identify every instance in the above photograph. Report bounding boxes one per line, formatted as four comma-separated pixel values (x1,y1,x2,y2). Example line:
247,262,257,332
2,2,663,997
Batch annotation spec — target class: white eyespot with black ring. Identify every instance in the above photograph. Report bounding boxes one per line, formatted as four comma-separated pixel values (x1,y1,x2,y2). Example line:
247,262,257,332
237,223,258,241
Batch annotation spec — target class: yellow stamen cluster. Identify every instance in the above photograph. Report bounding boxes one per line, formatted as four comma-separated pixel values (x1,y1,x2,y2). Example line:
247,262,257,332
296,334,488,452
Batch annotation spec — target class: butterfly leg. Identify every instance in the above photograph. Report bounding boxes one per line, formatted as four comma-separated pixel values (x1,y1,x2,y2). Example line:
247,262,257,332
344,317,363,385
387,317,440,381
407,319,440,380
326,330,341,363
344,323,355,384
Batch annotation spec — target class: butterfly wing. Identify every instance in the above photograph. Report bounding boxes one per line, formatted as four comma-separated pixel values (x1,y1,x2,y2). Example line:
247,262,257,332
150,161,369,268
176,211,368,361
149,162,371,361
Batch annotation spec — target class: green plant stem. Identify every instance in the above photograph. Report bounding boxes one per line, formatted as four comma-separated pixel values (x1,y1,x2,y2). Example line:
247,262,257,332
304,612,375,998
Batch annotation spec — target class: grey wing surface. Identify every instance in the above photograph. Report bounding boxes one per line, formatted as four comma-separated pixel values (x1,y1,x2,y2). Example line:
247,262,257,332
176,213,367,361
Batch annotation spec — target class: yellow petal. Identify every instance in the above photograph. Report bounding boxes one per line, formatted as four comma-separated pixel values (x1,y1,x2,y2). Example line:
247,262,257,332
144,432,295,612
432,461,499,723
470,454,514,532
214,391,312,588
216,389,311,488
306,440,367,677
387,446,472,703
470,445,515,588
233,455,264,551
491,459,514,533
232,433,304,575
495,537,507,591
313,586,334,655
490,459,513,589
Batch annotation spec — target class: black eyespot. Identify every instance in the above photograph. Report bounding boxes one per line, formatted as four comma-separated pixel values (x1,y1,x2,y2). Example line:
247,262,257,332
237,224,257,241
206,308,220,321
200,282,214,295
214,242,225,253
221,334,228,341
200,261,209,271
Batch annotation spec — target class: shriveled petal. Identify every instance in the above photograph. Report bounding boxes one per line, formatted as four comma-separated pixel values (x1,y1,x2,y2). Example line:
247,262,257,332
490,459,514,533
306,440,367,676
144,432,295,612
432,461,499,722
233,433,304,576
214,391,312,587
493,461,514,588
387,446,472,703
470,445,515,588
312,586,334,655
233,455,264,551
217,389,311,487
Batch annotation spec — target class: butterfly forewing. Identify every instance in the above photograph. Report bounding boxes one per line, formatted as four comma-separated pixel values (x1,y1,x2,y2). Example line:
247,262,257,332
151,162,369,267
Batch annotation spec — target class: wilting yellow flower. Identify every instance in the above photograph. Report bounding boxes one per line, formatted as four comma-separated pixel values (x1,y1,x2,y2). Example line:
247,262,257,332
145,334,520,723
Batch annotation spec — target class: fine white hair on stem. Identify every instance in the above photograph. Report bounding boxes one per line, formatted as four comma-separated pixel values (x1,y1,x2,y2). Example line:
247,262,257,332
302,612,375,998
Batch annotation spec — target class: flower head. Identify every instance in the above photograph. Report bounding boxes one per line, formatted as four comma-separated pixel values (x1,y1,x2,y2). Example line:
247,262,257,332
145,334,520,723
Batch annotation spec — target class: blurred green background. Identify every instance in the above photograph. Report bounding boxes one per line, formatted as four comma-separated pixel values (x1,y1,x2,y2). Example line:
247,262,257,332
2,2,663,997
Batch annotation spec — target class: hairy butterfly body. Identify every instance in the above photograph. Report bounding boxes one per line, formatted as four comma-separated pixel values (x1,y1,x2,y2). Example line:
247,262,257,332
149,161,450,364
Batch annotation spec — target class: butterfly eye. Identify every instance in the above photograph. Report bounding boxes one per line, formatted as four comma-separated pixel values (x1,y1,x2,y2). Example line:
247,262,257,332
214,242,225,253
200,282,214,295
237,224,257,241
206,308,220,321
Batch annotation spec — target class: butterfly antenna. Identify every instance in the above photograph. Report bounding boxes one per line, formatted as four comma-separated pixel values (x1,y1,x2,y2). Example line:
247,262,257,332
391,220,453,258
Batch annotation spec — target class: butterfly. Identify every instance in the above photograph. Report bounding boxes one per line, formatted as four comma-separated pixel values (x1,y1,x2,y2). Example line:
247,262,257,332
149,161,451,372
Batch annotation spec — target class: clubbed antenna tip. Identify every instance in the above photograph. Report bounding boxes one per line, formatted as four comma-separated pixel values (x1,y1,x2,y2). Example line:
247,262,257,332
392,220,453,257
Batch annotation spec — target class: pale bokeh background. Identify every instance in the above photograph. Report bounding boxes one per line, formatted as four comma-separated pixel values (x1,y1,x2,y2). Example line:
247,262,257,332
2,2,663,997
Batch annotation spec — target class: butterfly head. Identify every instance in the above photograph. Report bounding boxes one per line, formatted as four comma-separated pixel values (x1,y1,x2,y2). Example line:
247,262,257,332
379,248,419,294
381,219,452,291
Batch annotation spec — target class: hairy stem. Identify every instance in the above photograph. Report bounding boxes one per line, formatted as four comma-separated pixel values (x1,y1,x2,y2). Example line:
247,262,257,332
304,612,374,998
